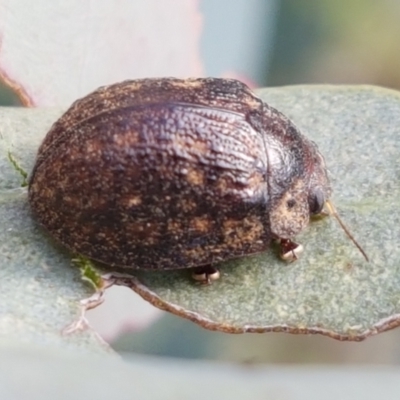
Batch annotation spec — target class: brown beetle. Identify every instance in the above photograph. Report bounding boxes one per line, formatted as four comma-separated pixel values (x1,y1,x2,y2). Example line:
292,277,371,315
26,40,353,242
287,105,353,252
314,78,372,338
28,78,366,283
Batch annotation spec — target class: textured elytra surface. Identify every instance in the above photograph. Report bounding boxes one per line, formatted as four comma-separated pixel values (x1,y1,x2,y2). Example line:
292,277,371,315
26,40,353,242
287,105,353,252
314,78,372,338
1,85,399,341
29,78,330,271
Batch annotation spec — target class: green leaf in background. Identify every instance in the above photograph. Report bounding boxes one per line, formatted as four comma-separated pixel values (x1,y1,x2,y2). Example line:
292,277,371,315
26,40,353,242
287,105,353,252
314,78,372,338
1,85,399,345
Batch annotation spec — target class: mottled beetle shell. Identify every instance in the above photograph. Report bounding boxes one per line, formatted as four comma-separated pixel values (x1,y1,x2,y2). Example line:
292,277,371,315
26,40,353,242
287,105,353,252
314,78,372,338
29,78,331,270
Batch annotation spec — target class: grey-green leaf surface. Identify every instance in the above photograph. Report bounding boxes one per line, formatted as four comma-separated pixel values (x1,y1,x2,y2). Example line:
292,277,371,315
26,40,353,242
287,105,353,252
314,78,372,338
0,108,112,353
1,85,399,343
106,86,400,340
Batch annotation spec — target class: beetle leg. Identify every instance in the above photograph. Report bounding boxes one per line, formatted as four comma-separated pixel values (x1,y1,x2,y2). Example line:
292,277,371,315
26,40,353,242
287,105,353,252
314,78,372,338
278,238,304,262
311,210,330,220
191,265,221,285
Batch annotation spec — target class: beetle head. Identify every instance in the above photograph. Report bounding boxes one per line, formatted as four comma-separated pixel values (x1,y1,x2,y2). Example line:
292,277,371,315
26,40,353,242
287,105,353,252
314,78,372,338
268,138,331,240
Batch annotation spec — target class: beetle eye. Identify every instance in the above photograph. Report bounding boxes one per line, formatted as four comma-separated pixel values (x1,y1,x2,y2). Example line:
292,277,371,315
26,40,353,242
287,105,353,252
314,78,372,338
309,188,325,215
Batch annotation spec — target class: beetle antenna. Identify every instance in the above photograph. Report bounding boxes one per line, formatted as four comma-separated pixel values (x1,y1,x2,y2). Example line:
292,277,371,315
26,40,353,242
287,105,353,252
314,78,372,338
325,200,369,262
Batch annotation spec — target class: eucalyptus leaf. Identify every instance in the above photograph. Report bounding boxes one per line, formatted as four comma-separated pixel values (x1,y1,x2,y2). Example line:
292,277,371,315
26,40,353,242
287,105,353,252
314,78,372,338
1,85,399,343
105,85,400,340
0,107,112,353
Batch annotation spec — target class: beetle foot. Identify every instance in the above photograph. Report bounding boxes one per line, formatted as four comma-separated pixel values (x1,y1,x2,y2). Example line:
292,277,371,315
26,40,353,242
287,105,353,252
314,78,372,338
191,266,221,285
311,210,329,220
278,238,304,262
